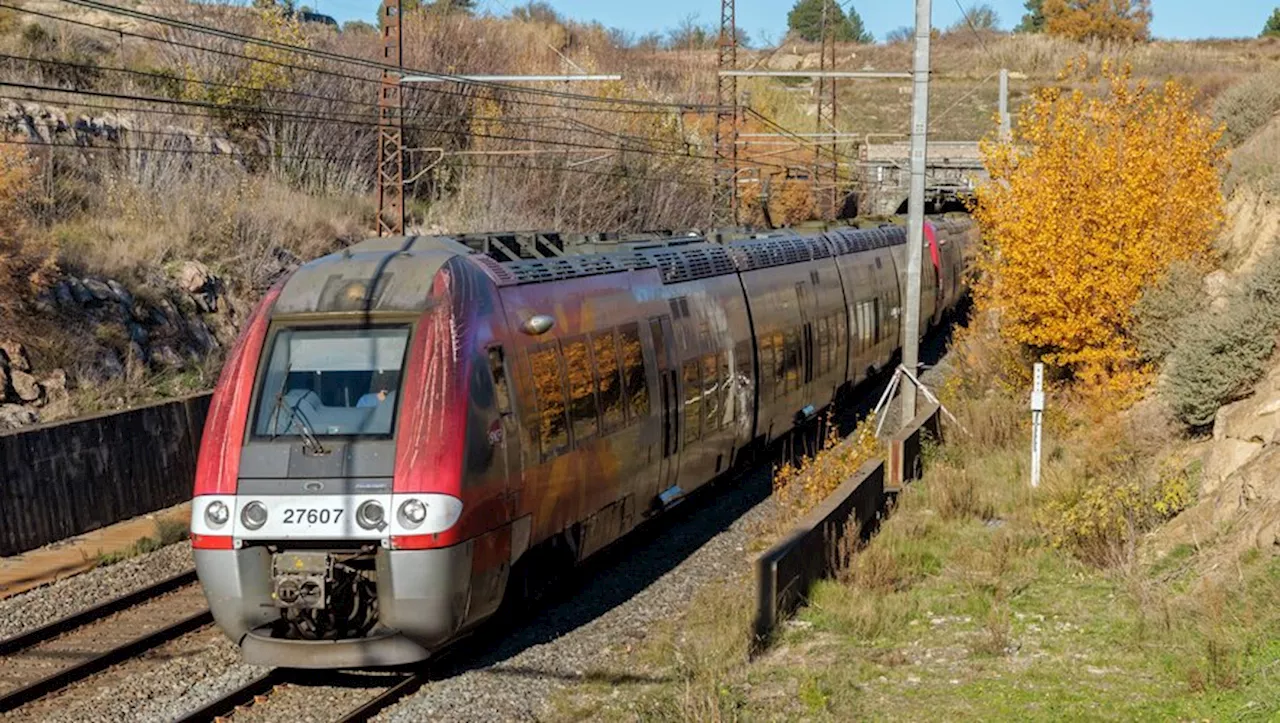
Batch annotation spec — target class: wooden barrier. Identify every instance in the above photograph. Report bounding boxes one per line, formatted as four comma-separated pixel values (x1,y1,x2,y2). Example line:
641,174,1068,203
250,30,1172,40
0,393,212,557
753,403,943,647
887,402,942,491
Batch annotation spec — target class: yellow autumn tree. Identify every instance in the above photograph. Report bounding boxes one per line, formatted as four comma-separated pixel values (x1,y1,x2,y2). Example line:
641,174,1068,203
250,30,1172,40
971,59,1224,389
1044,0,1151,42
186,6,311,128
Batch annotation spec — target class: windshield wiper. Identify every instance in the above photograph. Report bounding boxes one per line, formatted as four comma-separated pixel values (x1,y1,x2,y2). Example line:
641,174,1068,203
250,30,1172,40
267,364,326,455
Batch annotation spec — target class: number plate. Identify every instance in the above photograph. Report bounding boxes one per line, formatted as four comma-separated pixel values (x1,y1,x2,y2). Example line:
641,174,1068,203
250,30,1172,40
233,495,390,540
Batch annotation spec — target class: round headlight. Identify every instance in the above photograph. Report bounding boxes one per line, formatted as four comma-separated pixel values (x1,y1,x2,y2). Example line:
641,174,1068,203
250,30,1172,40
399,499,427,528
241,501,268,530
205,500,229,527
356,500,386,531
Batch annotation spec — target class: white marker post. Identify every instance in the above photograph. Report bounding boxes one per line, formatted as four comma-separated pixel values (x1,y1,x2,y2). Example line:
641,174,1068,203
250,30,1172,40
1030,362,1045,488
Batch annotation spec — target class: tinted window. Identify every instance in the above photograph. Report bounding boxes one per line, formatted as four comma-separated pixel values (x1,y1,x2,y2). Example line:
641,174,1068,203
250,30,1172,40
702,353,718,433
488,347,511,415
529,346,569,456
717,351,731,430
771,331,786,396
757,335,774,402
254,326,409,438
593,331,624,431
817,317,830,375
563,337,598,443
620,324,648,420
683,359,701,445
784,328,800,392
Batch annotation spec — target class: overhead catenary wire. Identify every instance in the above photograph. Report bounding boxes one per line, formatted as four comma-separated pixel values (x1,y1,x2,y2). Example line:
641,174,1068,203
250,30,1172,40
2,80,794,169
0,2,708,118
0,53,692,154
51,0,733,112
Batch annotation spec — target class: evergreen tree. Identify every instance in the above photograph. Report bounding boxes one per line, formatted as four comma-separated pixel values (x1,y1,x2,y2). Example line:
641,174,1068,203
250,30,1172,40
1263,8,1280,38
1016,0,1045,32
787,0,873,44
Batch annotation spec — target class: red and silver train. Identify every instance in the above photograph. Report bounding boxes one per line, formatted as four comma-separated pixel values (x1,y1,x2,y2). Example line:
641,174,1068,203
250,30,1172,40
190,218,971,668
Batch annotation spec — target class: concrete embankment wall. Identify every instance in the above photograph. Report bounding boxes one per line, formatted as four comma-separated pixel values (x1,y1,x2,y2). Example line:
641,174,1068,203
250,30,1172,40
0,393,212,557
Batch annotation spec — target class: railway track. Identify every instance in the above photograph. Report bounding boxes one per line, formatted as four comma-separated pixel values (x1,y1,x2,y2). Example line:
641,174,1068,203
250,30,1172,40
175,669,427,723
0,568,209,714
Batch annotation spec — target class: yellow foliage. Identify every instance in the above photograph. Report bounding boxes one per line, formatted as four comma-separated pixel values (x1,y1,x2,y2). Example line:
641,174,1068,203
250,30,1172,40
739,177,816,228
773,414,882,524
187,7,310,124
0,143,55,320
971,59,1225,391
1044,0,1152,43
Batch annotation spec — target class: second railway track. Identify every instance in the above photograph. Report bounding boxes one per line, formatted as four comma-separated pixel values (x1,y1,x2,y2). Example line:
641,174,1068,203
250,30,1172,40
0,569,209,714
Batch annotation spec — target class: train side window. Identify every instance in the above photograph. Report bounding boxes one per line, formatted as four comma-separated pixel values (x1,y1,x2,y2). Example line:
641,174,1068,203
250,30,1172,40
683,359,701,445
784,328,800,392
529,345,569,457
563,337,599,444
835,311,847,358
593,331,624,432
816,317,830,375
702,352,718,433
717,351,731,430
873,298,882,343
758,335,774,403
771,331,786,397
619,324,648,421
487,346,511,416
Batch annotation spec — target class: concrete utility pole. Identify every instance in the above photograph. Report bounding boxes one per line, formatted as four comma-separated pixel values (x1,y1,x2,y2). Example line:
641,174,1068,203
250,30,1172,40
999,67,1011,141
900,0,932,428
375,0,404,237
713,0,740,226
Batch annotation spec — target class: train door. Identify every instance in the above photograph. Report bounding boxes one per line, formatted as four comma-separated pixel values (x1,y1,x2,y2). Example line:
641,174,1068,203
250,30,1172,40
649,315,681,496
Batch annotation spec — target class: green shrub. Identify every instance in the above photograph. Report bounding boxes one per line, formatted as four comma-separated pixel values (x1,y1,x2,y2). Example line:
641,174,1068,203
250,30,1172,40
1164,252,1280,428
1132,261,1207,362
1212,70,1280,148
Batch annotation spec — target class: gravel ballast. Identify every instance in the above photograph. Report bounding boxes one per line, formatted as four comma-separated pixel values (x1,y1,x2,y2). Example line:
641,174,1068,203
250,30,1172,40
0,542,194,640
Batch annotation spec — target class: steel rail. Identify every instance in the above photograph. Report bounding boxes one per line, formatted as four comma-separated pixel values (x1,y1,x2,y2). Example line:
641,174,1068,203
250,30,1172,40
0,608,212,712
171,669,291,723
0,568,198,656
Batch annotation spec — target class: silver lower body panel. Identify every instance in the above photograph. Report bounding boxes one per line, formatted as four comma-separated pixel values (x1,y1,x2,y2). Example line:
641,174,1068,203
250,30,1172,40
195,542,475,669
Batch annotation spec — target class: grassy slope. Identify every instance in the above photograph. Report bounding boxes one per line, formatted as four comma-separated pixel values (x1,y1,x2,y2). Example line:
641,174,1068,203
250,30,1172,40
550,403,1280,721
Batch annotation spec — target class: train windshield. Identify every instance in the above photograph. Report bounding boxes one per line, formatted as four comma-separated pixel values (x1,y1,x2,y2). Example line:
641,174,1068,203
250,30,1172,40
253,326,410,438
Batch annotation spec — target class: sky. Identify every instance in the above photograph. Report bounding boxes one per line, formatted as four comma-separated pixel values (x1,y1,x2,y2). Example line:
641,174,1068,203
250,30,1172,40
308,0,1273,43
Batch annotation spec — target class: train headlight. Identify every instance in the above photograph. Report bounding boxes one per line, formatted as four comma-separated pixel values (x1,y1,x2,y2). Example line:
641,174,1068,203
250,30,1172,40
356,500,386,531
241,501,268,530
398,499,427,528
205,500,229,527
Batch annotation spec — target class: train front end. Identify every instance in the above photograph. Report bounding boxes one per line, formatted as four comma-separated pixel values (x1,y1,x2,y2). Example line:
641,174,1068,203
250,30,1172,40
190,236,511,668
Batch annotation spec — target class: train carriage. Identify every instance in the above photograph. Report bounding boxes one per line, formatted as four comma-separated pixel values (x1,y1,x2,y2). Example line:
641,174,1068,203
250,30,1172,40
190,218,972,668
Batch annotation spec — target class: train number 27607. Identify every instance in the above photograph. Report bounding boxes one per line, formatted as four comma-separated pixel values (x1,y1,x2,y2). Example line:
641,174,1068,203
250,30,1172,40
282,508,344,525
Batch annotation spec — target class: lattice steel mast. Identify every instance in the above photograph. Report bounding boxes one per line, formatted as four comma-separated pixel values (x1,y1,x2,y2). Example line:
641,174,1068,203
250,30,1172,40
375,0,404,237
814,0,839,218
713,0,739,225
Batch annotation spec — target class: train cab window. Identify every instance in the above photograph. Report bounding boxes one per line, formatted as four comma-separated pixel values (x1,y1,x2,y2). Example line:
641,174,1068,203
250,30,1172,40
683,359,701,445
529,345,569,456
592,331,624,432
487,347,511,416
563,337,599,444
717,351,731,430
619,324,649,421
702,353,719,433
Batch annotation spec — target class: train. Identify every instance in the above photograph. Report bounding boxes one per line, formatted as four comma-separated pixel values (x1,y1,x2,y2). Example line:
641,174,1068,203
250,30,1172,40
189,217,972,668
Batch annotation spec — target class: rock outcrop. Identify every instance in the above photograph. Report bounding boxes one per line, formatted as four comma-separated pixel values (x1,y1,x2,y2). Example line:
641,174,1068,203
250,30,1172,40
0,262,244,431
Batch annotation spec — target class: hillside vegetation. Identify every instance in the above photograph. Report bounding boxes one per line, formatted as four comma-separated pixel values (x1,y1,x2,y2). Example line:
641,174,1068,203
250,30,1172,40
550,32,1280,722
